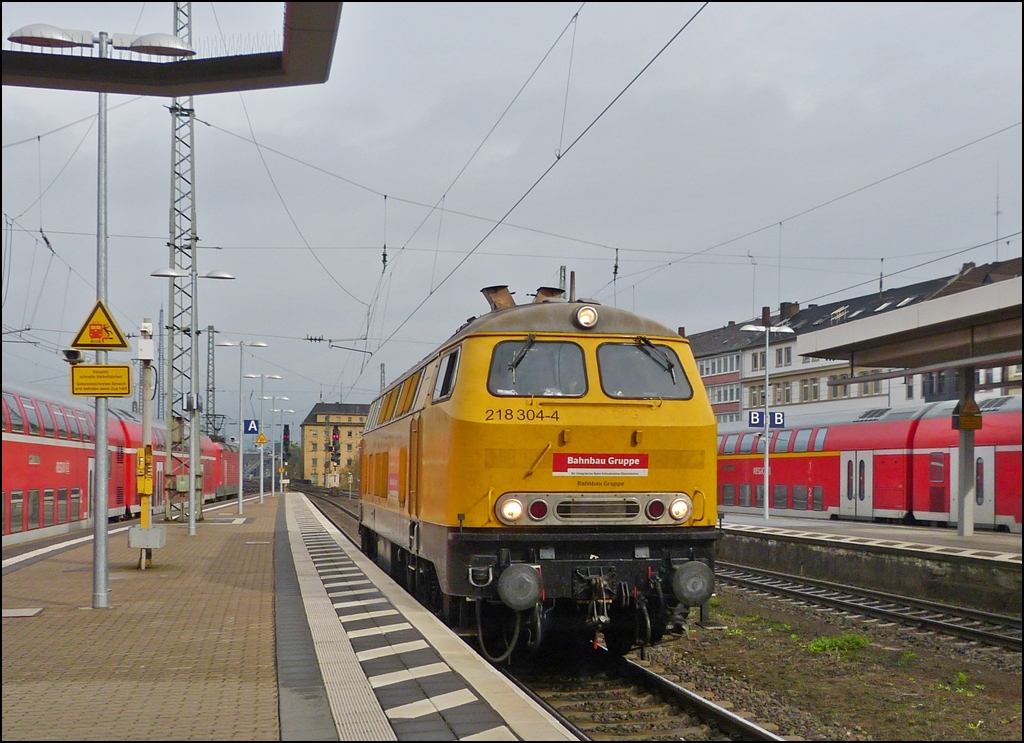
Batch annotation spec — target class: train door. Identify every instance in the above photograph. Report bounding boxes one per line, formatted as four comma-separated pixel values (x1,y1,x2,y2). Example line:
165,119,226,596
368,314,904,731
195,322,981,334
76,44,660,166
407,414,421,554
839,451,874,519
948,446,995,529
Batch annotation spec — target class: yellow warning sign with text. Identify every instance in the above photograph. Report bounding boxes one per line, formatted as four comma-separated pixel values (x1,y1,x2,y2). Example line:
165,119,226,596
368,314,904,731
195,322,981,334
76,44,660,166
71,364,133,397
255,432,269,445
71,300,129,350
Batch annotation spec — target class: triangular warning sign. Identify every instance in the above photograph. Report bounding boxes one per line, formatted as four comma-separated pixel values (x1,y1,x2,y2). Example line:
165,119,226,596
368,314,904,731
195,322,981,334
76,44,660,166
255,432,269,445
71,300,130,350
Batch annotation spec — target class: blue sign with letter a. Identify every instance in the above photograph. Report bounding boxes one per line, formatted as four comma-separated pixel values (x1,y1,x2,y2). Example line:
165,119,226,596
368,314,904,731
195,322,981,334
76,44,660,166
244,419,260,435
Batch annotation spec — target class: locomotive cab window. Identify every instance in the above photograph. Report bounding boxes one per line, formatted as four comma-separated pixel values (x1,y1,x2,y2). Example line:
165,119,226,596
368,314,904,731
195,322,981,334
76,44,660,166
597,341,692,399
488,340,585,397
433,348,461,402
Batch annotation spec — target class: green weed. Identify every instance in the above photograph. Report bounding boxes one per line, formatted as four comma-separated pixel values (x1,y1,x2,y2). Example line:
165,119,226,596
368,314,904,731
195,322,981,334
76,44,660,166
807,633,870,658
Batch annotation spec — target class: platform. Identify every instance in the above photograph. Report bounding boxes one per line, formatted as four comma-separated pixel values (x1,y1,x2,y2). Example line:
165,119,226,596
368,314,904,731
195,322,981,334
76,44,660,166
1,493,575,741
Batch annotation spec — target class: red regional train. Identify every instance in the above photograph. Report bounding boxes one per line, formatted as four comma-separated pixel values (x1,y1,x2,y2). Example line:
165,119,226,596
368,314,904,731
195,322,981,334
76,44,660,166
717,396,1022,533
2,379,240,547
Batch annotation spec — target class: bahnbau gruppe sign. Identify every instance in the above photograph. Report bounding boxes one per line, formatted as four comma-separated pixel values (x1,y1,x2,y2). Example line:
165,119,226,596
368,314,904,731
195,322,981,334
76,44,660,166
553,453,649,477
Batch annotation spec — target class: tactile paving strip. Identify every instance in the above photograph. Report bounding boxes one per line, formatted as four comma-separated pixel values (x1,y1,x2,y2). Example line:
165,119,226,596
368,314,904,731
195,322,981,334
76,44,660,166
288,497,517,741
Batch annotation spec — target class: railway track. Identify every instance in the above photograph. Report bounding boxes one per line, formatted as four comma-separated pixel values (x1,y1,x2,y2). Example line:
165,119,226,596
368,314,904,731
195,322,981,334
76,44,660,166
716,561,1023,652
507,648,785,741
303,488,786,740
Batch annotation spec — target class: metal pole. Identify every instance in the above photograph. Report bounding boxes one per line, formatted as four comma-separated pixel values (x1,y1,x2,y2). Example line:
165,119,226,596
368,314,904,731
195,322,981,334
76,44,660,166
270,397,277,498
237,344,244,514
763,325,770,521
92,31,110,608
187,257,199,536
957,367,976,537
259,376,265,504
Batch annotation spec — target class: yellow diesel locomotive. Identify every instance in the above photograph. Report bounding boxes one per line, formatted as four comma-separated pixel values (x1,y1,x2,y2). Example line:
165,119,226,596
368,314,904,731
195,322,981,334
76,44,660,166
359,285,719,658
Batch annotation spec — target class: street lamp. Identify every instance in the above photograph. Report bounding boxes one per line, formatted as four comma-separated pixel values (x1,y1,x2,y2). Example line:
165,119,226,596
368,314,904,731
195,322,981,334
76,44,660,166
216,340,268,514
262,396,289,496
9,22,193,609
740,318,795,521
150,267,234,536
245,373,281,503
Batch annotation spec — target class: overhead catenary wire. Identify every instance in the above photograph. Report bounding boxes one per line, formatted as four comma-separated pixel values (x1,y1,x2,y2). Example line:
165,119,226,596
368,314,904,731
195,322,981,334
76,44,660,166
361,3,710,373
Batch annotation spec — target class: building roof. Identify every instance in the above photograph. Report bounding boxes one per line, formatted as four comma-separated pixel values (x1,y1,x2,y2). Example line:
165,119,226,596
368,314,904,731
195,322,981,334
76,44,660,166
688,257,1021,363
301,402,369,427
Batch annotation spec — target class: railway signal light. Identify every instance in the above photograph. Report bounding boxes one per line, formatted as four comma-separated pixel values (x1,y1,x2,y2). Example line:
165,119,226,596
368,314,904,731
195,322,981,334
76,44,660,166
332,425,340,452
282,424,290,460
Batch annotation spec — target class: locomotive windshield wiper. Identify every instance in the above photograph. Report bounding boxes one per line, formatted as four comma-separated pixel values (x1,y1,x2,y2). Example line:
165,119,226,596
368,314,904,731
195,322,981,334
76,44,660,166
508,333,536,385
637,336,676,384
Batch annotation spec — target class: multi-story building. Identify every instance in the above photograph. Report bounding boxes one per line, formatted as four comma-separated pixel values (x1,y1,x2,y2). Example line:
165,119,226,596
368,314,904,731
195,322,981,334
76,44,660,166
688,258,1021,421
300,402,369,488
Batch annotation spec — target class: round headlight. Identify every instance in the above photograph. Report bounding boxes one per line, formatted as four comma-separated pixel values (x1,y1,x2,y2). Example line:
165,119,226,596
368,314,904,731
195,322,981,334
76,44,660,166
575,305,599,328
528,499,549,520
669,495,693,521
499,498,524,522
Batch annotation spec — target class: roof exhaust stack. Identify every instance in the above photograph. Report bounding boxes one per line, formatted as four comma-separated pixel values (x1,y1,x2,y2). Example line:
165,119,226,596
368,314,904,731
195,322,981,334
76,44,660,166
533,286,564,303
481,285,516,312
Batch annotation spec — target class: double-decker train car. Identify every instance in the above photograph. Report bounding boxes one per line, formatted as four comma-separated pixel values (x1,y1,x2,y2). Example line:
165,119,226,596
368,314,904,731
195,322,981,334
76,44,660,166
716,395,1022,532
358,286,720,658
2,379,239,547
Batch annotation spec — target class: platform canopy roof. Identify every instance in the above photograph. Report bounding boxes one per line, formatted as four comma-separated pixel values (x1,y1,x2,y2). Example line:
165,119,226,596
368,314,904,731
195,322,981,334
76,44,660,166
796,259,1022,383
2,2,342,96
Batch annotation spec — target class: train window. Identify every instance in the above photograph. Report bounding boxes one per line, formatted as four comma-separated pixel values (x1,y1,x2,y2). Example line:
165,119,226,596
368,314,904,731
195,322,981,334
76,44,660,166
3,392,24,433
490,341,586,397
812,427,828,451
379,386,402,424
928,452,944,483
53,406,70,439
772,429,792,453
11,491,25,533
396,370,424,417
67,409,81,440
716,435,723,453
39,403,57,437
792,484,809,509
71,488,81,521
433,349,461,402
27,490,41,530
57,488,68,524
812,485,824,510
773,484,788,509
792,428,813,452
723,434,738,454
597,342,691,400
22,398,41,435
755,484,764,508
84,413,95,442
43,489,55,527
738,483,751,507
846,461,854,500
722,483,735,506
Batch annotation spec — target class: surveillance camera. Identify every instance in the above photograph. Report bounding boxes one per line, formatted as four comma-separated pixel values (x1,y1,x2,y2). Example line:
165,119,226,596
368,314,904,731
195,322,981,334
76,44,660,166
62,349,84,365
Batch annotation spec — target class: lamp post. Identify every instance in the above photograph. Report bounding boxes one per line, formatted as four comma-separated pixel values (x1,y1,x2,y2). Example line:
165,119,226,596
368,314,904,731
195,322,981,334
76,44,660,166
741,316,795,521
9,23,193,608
216,340,268,514
151,267,234,535
262,396,289,496
246,374,281,503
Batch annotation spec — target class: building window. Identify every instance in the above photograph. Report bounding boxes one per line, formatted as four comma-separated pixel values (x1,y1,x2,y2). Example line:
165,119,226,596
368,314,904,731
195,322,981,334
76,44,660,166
311,443,317,451
775,346,792,367
829,375,849,399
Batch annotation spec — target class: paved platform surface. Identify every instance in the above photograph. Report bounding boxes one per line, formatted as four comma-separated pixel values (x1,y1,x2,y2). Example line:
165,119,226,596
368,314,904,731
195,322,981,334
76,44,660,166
720,512,1022,563
1,493,574,741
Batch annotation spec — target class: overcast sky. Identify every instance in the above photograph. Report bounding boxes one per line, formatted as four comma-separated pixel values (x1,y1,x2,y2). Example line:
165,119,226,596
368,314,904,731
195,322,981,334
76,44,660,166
3,2,1021,434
